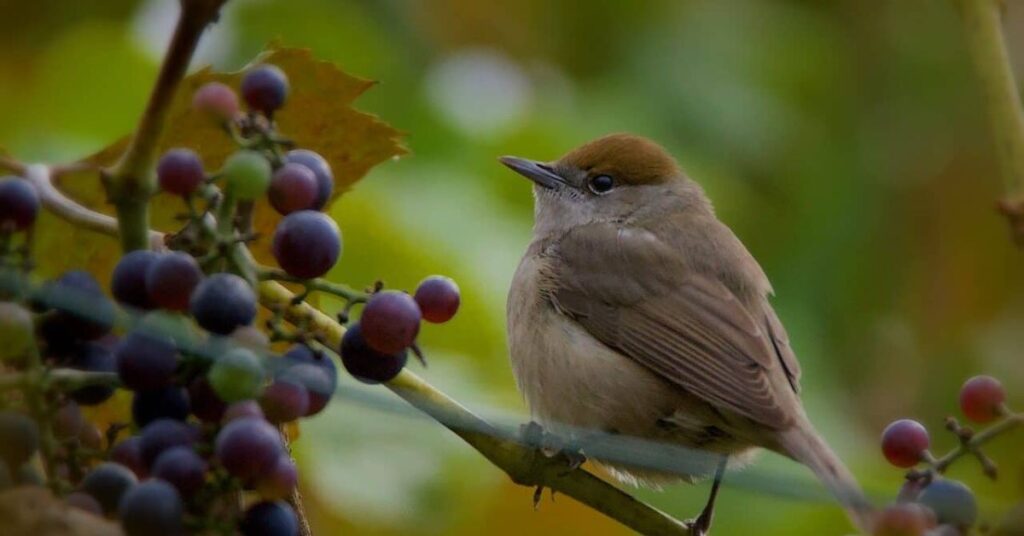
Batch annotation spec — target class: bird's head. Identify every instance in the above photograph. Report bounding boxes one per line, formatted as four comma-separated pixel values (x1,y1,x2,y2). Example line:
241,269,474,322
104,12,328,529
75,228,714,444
500,133,706,235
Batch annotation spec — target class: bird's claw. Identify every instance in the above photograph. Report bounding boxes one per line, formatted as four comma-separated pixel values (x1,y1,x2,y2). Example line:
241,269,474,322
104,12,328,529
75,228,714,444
685,512,713,536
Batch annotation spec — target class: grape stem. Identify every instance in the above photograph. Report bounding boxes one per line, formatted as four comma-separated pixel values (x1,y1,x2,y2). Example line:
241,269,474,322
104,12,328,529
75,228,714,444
954,0,1024,246
104,0,228,252
255,267,368,302
927,411,1022,476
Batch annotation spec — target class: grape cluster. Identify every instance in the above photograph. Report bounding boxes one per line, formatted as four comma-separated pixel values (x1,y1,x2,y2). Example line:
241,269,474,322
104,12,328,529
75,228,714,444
874,375,1012,535
0,62,465,535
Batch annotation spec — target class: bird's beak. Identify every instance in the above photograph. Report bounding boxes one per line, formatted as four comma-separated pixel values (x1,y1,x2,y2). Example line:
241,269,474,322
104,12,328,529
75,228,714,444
499,156,566,190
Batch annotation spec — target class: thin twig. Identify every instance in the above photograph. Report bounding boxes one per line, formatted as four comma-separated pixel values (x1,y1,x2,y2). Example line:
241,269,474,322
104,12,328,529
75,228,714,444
932,413,1022,474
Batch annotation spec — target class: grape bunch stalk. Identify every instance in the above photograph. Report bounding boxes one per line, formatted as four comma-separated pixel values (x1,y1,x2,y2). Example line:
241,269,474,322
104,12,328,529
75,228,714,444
0,62,461,536
873,375,1021,536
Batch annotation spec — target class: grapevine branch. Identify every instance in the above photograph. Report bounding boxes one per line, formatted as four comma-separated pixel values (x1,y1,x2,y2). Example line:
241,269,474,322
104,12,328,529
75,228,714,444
104,0,228,252
955,0,1024,246
25,164,694,535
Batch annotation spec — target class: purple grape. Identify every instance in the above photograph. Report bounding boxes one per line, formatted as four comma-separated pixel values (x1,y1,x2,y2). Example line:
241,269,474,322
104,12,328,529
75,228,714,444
188,376,227,423
132,387,190,427
80,462,138,514
240,501,299,536
115,331,178,391
111,250,160,309
241,65,289,115
156,148,205,197
111,436,148,478
53,401,84,440
259,380,309,424
268,162,318,215
271,211,341,279
223,400,264,423
214,417,282,482
277,363,334,416
151,446,207,497
285,150,333,210
360,291,421,354
68,342,116,405
414,276,461,323
65,491,102,515
281,344,337,394
193,82,239,120
0,177,39,230
78,422,104,450
118,479,183,536
256,455,297,500
339,323,408,384
0,411,39,469
38,271,115,346
145,252,203,312
139,419,198,468
189,273,257,335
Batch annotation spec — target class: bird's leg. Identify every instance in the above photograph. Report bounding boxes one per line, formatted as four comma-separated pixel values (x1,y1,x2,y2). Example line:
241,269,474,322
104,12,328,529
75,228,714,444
689,456,728,536
520,421,589,508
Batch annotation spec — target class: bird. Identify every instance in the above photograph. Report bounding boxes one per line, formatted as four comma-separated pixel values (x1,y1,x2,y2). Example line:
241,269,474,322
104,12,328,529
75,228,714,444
500,133,874,535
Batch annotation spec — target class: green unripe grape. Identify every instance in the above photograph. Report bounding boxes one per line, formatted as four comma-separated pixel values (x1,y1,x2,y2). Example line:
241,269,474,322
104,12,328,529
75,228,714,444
208,348,265,402
0,302,34,363
223,150,271,200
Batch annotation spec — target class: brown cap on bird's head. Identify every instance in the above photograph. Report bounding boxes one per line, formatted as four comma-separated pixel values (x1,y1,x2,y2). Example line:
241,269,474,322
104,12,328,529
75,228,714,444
557,133,681,186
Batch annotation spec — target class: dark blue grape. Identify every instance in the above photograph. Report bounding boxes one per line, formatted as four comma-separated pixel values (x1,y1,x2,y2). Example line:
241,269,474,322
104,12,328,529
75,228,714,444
0,177,40,230
80,462,138,514
111,436,148,478
240,501,299,536
189,273,257,335
139,419,198,468
38,271,115,347
271,211,341,279
340,323,408,384
0,411,39,469
241,65,289,115
157,148,205,197
151,446,207,497
111,250,160,309
145,252,203,312
918,479,977,527
118,480,183,536
68,342,117,405
214,417,282,482
285,150,333,210
280,344,336,415
132,387,190,427
115,330,178,391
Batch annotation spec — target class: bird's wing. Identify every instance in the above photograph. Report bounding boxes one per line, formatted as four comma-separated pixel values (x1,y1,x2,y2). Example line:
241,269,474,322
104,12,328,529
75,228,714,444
545,223,798,429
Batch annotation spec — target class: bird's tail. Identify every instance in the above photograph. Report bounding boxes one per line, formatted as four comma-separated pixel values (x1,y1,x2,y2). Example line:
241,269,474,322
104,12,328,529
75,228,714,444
777,422,876,534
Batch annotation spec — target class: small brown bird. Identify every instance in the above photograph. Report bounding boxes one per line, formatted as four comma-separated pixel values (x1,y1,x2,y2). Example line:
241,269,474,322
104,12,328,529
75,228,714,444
501,134,874,534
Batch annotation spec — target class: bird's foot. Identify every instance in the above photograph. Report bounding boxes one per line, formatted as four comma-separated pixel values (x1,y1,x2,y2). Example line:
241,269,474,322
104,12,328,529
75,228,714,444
685,510,714,536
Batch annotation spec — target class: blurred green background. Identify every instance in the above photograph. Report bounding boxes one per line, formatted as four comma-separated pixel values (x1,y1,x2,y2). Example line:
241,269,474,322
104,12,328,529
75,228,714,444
2,0,1024,534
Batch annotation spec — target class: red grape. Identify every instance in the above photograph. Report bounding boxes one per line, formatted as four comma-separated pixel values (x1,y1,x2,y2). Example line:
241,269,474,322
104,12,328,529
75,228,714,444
53,401,84,440
156,148,205,196
361,291,421,354
881,419,929,468
190,273,257,335
268,162,318,215
214,417,283,482
241,65,289,115
959,375,1006,424
260,379,309,424
146,252,203,312
111,436,148,479
340,323,408,384
285,149,333,210
280,344,337,415
271,210,341,279
223,400,265,423
118,479,183,536
0,177,40,230
874,503,936,536
256,455,298,500
414,276,460,323
192,81,239,120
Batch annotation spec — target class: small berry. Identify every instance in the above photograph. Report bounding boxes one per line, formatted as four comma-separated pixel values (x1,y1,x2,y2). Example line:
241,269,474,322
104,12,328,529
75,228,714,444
268,162,318,215
241,65,289,115
151,446,207,497
115,330,179,391
271,211,341,279
223,400,264,423
146,252,204,312
208,348,265,402
285,150,333,209
917,479,977,528
360,291,421,354
223,150,272,200
139,419,198,468
193,81,239,120
80,462,138,515
240,501,299,536
340,323,408,384
118,480,183,536
281,345,337,415
255,455,298,500
215,417,283,482
68,342,117,405
414,276,461,323
156,148,205,196
111,250,160,309
959,375,1006,424
881,419,929,468
0,411,39,468
132,387,191,427
0,177,40,230
259,379,309,424
111,437,148,479
874,503,936,536
190,273,257,335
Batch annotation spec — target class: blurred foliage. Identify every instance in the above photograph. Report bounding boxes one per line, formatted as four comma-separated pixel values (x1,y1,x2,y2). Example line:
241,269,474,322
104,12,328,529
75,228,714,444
3,0,1024,534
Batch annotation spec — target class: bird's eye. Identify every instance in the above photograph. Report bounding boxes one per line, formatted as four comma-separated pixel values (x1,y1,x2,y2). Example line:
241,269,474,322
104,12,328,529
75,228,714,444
588,175,614,195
